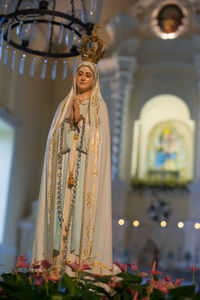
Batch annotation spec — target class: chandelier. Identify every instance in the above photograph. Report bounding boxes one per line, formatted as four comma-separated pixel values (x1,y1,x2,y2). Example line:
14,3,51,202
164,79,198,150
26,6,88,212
0,0,103,79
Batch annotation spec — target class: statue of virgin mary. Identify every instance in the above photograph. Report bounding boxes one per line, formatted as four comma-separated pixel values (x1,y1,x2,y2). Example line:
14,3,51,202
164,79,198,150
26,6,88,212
32,32,113,276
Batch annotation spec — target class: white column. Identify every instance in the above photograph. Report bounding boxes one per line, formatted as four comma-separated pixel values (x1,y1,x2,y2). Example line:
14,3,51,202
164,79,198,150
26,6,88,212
98,56,137,180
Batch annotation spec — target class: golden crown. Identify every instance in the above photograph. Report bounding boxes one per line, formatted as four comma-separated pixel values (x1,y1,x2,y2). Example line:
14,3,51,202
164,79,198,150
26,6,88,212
79,28,106,64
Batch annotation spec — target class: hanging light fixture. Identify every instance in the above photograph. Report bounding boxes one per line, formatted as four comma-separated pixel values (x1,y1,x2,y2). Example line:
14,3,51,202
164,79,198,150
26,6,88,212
0,0,103,78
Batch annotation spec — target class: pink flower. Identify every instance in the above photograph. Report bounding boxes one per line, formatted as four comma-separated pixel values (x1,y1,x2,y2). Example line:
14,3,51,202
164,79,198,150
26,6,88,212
146,280,151,284
79,260,92,271
16,261,29,269
151,279,169,294
68,260,92,272
41,258,52,269
32,271,45,286
18,255,27,262
132,291,139,300
16,255,29,269
150,261,162,277
35,279,45,287
165,275,171,282
120,264,128,272
114,260,127,272
114,259,121,268
69,262,80,272
151,261,156,272
174,278,184,287
150,270,163,276
128,260,147,278
128,260,138,271
32,271,42,280
190,264,198,272
31,258,40,270
81,263,92,271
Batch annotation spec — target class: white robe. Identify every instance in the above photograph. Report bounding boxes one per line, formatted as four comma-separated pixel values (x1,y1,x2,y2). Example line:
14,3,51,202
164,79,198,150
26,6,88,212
32,62,113,275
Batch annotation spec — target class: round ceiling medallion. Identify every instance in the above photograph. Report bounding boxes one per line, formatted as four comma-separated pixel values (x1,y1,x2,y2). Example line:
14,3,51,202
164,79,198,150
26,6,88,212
151,2,188,39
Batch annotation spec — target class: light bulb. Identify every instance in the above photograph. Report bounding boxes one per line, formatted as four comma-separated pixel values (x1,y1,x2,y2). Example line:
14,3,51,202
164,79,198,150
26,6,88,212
118,219,125,226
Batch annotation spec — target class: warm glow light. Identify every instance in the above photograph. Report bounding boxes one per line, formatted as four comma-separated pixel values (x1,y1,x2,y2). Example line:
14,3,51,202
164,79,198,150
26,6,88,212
160,221,167,227
118,219,125,226
194,223,200,229
177,221,184,228
133,220,140,227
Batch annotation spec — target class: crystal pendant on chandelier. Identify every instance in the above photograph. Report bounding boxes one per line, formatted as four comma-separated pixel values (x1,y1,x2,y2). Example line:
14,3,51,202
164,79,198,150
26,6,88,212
41,59,48,79
65,30,81,50
65,30,74,49
47,19,52,40
0,46,2,61
58,23,64,44
81,0,103,24
19,54,26,74
11,50,16,70
30,57,36,77
63,61,67,79
7,22,12,43
0,28,4,59
3,45,9,65
0,28,4,47
51,60,58,80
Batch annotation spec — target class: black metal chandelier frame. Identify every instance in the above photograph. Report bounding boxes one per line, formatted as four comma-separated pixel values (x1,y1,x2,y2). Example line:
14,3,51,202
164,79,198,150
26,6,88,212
0,0,94,58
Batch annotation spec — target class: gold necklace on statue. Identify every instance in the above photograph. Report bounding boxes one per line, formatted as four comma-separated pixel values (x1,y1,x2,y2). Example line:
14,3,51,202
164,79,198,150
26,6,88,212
67,130,78,187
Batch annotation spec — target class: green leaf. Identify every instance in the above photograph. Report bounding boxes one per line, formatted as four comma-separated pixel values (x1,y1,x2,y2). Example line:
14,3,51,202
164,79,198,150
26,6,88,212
116,272,142,284
0,281,44,300
62,274,74,293
82,272,111,284
85,283,110,298
150,288,166,300
81,289,100,300
51,295,64,300
169,285,196,300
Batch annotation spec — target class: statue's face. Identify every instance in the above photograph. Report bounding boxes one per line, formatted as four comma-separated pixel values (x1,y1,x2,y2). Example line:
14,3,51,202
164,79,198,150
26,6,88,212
76,66,94,93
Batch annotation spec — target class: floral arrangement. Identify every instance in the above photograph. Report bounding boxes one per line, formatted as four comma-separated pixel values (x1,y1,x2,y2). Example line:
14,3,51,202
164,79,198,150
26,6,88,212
0,256,199,300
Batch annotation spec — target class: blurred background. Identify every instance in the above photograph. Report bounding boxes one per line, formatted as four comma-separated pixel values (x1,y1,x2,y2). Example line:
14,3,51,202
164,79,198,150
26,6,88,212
1,0,200,280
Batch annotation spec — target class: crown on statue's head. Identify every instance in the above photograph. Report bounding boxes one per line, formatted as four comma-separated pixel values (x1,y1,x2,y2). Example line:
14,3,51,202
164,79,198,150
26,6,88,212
79,27,106,64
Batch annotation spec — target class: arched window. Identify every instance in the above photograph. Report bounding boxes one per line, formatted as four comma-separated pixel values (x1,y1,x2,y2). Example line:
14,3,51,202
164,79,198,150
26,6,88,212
0,117,15,243
131,94,194,186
